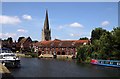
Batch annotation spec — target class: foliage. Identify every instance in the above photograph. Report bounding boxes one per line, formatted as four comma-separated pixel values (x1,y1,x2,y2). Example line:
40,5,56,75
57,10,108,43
79,37,88,40
77,27,120,62
7,37,13,44
32,40,38,43
91,27,120,60
25,52,38,58
91,27,107,44
76,45,91,62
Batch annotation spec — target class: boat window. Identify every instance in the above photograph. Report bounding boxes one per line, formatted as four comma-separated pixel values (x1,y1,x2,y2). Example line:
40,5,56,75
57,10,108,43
117,62,120,66
0,55,3,59
99,61,102,63
113,62,117,65
0,50,12,53
110,62,113,64
4,54,15,57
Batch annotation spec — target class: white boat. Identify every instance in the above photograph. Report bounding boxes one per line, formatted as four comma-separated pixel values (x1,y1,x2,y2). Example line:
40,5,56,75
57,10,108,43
0,48,20,67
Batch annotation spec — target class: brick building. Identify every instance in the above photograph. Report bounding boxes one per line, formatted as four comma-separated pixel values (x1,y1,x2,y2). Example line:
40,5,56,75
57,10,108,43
34,39,90,56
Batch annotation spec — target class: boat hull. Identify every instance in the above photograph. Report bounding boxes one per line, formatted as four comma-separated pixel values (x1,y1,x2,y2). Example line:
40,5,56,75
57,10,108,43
91,59,120,68
2,60,21,68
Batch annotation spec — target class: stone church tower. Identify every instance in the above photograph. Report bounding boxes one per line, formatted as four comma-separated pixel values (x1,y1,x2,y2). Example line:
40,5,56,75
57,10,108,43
42,10,51,41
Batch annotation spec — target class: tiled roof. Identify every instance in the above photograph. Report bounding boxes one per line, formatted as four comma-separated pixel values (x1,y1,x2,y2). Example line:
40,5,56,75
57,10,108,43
20,38,27,45
35,39,90,48
16,37,32,48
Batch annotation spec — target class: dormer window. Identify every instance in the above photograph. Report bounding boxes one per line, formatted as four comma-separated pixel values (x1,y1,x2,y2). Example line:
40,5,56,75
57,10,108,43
59,42,62,46
72,42,75,46
83,42,87,45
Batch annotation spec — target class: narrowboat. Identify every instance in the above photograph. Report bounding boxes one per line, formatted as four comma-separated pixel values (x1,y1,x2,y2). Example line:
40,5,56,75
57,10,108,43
91,59,120,68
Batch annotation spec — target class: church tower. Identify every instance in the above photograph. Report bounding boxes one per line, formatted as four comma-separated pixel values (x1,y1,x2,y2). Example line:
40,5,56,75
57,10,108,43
42,10,51,41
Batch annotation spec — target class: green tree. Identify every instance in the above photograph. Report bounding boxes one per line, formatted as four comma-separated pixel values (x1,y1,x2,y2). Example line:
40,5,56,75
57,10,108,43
91,28,107,44
79,37,88,40
99,31,113,59
76,45,91,62
92,39,101,52
111,27,120,59
7,37,13,44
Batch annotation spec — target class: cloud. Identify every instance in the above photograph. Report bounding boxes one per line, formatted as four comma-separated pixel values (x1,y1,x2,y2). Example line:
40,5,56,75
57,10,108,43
58,26,63,29
17,29,28,33
69,22,83,28
0,15,21,25
22,14,32,20
56,25,64,30
0,33,16,38
101,21,110,26
70,33,81,37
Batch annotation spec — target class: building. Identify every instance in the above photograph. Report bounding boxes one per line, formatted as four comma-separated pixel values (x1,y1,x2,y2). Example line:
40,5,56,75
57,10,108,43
34,39,90,56
42,10,51,41
1,37,33,53
33,10,90,57
16,37,32,53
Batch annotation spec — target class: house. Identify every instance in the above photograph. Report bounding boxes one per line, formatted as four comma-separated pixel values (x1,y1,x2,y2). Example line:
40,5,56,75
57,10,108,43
16,37,32,53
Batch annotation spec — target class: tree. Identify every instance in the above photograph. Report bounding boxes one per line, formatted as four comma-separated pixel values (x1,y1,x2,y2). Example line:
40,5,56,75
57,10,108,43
111,27,120,59
99,31,113,59
76,45,91,62
91,28,107,44
7,37,13,44
32,40,38,43
79,37,88,40
112,27,120,50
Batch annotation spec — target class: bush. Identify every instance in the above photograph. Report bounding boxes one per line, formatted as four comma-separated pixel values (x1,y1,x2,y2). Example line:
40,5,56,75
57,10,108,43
30,53,38,58
25,53,38,58
85,57,91,63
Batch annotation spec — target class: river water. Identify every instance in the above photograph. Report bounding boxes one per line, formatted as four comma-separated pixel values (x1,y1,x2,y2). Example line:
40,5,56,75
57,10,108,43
8,57,120,77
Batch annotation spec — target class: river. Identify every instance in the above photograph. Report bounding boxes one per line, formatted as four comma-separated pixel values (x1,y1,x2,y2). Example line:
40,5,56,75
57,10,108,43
8,57,120,77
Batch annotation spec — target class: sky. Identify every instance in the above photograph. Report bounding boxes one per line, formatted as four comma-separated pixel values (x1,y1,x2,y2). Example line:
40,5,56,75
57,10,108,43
0,2,119,41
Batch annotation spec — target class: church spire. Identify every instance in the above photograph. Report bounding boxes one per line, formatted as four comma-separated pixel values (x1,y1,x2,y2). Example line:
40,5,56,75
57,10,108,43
42,10,51,41
44,10,49,30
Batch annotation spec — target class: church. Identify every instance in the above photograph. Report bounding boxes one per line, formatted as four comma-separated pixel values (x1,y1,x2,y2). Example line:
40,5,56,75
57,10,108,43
34,10,90,57
41,10,51,41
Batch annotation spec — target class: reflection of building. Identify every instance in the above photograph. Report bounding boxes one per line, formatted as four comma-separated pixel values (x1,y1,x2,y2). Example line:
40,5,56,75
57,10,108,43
42,10,51,41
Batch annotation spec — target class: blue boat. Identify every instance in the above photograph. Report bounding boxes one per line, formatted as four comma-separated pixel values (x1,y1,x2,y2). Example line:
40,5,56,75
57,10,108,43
91,59,120,68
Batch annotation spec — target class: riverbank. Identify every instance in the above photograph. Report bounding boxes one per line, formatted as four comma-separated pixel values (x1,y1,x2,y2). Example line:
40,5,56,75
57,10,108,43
0,63,10,73
16,53,73,59
0,63,14,79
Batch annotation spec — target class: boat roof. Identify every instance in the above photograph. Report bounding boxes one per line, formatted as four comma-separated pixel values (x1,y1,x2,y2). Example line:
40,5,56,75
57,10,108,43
98,60,120,62
0,48,11,50
0,53,15,55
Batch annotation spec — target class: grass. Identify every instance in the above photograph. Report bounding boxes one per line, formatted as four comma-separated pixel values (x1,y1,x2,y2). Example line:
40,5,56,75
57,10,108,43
16,53,38,58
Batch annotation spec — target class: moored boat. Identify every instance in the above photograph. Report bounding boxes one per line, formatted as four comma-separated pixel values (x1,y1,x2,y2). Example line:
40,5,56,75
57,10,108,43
0,48,21,68
91,59,120,68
